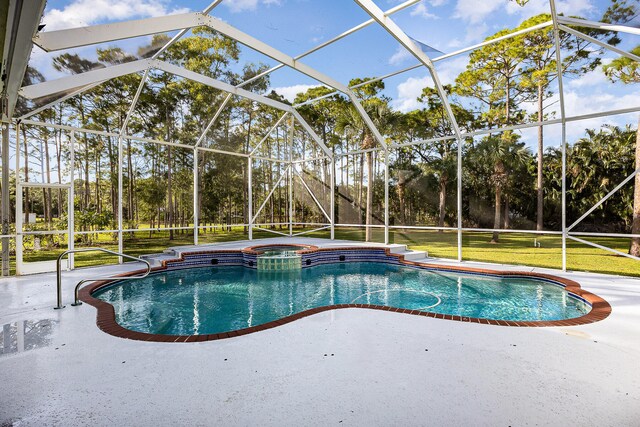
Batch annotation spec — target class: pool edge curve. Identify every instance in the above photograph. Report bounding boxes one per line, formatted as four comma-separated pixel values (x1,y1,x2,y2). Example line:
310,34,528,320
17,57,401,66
79,246,612,343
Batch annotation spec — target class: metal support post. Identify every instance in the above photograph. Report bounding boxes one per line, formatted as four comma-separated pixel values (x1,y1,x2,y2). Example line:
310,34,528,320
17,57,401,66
330,155,335,240
457,137,463,262
549,0,568,271
193,147,199,245
248,156,253,240
117,136,124,262
1,121,10,275
288,118,294,236
384,148,389,245
15,123,22,275
68,131,75,270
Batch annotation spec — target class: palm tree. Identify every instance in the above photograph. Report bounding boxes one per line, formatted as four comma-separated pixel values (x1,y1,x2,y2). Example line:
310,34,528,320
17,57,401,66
469,132,531,243
568,125,636,231
336,87,397,241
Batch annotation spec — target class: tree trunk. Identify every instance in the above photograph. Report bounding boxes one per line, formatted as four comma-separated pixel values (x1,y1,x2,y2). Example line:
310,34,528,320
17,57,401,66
438,176,447,231
491,186,502,244
630,116,640,256
536,82,544,231
358,153,364,222
397,180,406,225
503,196,510,229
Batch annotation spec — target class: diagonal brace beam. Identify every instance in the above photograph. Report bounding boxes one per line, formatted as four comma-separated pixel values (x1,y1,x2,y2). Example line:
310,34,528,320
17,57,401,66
568,166,640,231
195,93,233,147
292,167,331,222
250,112,289,156
252,165,290,223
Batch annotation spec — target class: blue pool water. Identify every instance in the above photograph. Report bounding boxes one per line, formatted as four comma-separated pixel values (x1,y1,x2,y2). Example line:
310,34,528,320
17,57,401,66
93,262,590,336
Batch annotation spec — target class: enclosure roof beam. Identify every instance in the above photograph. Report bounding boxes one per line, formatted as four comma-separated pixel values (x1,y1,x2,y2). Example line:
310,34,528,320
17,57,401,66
152,60,293,112
32,11,362,98
236,0,420,89
152,0,225,59
32,12,205,52
18,81,105,120
120,2,225,136
30,10,386,151
200,15,388,150
353,0,463,142
20,59,152,99
290,110,333,158
1,0,47,120
557,16,640,37
559,24,640,63
19,58,295,113
294,19,553,108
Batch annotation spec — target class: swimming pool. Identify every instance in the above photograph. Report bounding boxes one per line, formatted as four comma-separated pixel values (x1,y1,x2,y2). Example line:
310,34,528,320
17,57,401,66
88,259,605,340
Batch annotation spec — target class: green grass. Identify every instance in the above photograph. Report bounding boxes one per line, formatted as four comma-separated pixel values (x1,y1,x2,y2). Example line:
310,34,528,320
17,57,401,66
10,225,640,277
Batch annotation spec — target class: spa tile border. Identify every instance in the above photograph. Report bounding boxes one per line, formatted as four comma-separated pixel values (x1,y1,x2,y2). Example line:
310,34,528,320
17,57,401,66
78,246,612,342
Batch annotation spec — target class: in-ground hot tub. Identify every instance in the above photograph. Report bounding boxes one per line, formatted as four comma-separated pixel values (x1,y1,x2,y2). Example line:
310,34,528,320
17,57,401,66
81,245,611,342
248,244,313,271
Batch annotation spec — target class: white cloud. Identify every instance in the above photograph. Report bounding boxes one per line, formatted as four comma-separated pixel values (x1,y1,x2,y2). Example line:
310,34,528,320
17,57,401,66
522,87,640,147
390,56,466,113
388,45,413,66
453,0,503,24
270,84,318,102
223,0,282,13
410,3,438,19
42,0,189,31
434,56,468,85
566,62,611,90
391,76,432,112
505,0,594,18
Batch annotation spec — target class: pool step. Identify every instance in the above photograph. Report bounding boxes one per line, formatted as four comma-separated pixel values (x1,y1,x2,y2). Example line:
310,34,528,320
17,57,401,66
388,245,428,260
396,250,428,261
139,253,176,267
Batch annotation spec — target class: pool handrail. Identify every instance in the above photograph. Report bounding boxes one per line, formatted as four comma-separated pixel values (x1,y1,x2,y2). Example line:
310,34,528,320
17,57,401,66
55,247,151,309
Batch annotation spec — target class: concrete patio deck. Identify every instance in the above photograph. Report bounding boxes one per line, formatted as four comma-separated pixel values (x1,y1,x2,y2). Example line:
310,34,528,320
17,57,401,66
1,238,639,426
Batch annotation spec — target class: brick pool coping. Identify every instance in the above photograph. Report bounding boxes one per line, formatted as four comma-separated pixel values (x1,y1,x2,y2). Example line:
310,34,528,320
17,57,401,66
78,246,612,342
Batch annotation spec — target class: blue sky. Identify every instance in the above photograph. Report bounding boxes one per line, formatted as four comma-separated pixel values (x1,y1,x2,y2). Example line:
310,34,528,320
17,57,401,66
30,0,640,145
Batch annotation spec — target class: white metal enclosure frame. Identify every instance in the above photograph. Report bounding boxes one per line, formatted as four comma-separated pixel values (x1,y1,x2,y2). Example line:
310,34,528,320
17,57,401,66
1,0,639,275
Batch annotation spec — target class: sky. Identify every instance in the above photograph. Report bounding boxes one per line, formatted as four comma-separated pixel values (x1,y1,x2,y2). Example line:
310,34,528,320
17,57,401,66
28,0,640,147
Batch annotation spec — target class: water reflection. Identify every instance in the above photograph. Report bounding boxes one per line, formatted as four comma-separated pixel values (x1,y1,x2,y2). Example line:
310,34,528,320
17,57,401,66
0,319,56,356
95,263,591,336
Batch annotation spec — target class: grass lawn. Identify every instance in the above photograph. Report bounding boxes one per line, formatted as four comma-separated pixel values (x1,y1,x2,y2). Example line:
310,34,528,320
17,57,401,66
10,225,640,278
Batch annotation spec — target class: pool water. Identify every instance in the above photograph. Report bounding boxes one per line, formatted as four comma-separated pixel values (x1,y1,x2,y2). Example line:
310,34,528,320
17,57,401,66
93,262,590,336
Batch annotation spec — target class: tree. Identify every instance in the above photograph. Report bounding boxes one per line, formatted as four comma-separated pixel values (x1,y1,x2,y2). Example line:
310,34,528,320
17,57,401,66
336,78,397,241
601,0,640,256
410,86,475,229
603,51,640,255
467,133,531,242
518,14,604,231
455,28,530,241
